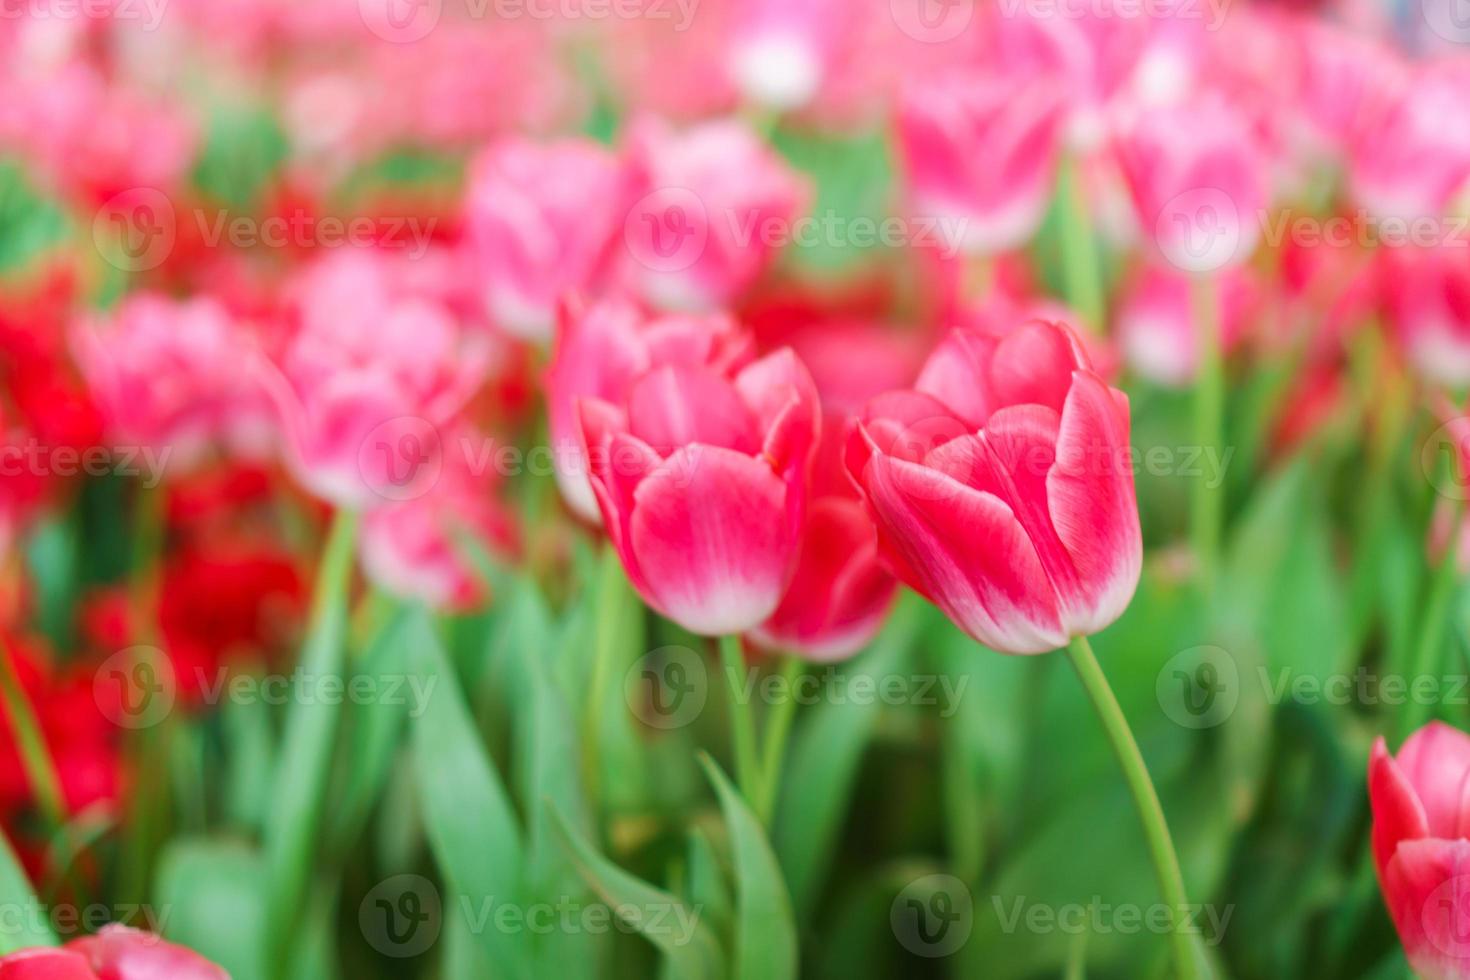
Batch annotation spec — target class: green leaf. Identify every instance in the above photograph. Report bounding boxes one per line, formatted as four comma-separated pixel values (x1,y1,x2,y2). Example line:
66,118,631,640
407,607,530,978
155,839,267,980
0,830,53,952
549,807,724,980
261,510,359,973
699,754,798,980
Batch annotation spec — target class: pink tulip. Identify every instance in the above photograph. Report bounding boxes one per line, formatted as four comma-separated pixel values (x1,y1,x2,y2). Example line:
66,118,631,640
463,138,629,341
545,298,754,523
1113,96,1270,274
1370,723,1470,979
1384,243,1470,387
1117,263,1260,387
359,430,519,610
846,320,1141,654
579,347,821,635
71,294,272,472
0,926,228,980
897,68,1066,256
725,0,853,111
258,249,489,509
1350,61,1470,223
621,118,809,312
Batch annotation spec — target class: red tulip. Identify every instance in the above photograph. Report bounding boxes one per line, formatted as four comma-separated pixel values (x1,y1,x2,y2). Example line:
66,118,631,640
845,320,1141,654
897,68,1066,256
463,137,629,341
1370,723,1470,979
579,348,821,636
1,925,231,980
546,299,754,523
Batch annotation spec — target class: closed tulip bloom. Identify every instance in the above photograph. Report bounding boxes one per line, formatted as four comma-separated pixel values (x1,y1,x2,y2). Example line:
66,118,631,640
1370,723,1470,979
1114,95,1270,274
464,137,629,341
71,294,272,471
0,926,228,980
1350,61,1470,223
897,69,1065,256
846,320,1141,654
258,249,489,509
621,118,809,312
546,299,753,523
579,348,821,635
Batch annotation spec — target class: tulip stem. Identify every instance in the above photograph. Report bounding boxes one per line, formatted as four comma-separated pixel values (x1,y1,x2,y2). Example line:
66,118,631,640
1191,274,1224,593
0,636,65,829
1402,506,1464,738
756,655,803,826
1058,155,1106,333
1065,635,1198,980
719,635,761,806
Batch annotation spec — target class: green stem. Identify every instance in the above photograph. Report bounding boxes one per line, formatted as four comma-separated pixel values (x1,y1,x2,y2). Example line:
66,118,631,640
262,509,359,979
1058,156,1106,332
1402,508,1463,738
719,635,761,805
1065,636,1198,980
0,637,64,828
756,655,803,826
582,545,627,821
1191,275,1224,594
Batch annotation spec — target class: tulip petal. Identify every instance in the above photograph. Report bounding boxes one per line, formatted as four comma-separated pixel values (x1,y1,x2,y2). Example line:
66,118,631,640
1398,722,1470,840
916,329,998,427
0,949,97,980
69,925,229,980
626,365,760,456
990,320,1089,414
862,453,1065,653
1047,372,1143,636
628,446,794,635
1371,736,1431,875
1382,838,1470,980
734,348,821,472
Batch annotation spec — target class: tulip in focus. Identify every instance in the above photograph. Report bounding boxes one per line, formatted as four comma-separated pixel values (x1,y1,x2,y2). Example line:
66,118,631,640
71,294,273,472
846,320,1141,653
1369,723,1470,980
897,68,1066,256
0,925,228,979
546,299,754,523
579,347,821,636
622,118,809,312
463,137,629,341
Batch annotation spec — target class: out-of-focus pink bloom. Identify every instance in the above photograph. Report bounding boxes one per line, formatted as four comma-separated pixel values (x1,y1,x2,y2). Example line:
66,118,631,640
1289,22,1403,162
725,0,854,111
71,295,273,471
897,69,1065,256
1114,96,1270,274
58,924,228,979
1117,264,1260,387
359,434,519,610
1384,243,1470,387
1369,723,1470,980
846,320,1141,654
0,62,195,203
463,138,629,341
621,119,809,312
579,348,821,635
1350,61,1470,222
258,249,489,508
546,299,754,523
